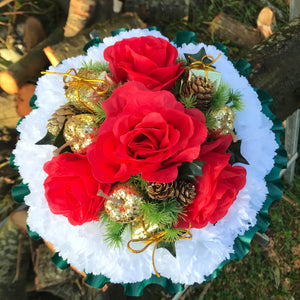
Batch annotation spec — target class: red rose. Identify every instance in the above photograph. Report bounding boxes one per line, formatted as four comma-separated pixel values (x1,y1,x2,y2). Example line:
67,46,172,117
103,36,185,91
43,153,110,226
87,81,207,183
177,135,247,229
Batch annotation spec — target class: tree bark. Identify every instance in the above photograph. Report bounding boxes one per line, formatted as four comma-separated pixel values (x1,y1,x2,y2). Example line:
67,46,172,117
246,16,300,121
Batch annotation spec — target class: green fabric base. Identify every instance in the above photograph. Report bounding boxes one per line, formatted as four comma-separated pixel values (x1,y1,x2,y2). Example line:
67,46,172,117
11,30,287,297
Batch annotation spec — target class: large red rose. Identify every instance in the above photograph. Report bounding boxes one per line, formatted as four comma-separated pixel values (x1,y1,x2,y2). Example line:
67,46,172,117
43,153,110,226
177,135,247,229
87,81,207,183
103,36,185,91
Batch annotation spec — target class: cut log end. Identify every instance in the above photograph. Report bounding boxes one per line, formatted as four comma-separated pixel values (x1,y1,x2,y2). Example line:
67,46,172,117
0,71,19,94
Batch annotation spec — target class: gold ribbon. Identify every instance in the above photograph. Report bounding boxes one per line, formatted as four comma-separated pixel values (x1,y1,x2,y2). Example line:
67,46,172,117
188,53,222,78
41,68,110,113
127,219,192,277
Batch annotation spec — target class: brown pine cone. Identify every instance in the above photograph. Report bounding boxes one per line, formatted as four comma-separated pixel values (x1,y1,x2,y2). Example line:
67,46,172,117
174,181,196,205
182,74,214,112
146,180,196,205
47,104,77,136
146,182,175,200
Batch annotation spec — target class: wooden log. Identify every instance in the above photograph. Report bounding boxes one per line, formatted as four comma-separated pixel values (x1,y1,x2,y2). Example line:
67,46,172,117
64,0,97,37
209,12,263,49
0,28,64,94
0,13,144,95
246,16,300,121
51,13,146,62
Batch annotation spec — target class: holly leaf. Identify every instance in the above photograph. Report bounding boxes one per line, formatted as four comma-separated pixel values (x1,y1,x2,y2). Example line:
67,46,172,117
184,47,215,67
36,131,56,145
53,126,67,148
157,241,176,258
227,140,249,165
177,160,205,182
35,125,71,153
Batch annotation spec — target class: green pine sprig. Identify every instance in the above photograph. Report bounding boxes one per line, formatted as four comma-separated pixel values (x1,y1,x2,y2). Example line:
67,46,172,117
226,88,244,111
164,226,186,243
211,82,244,112
180,94,197,109
211,81,229,109
100,212,127,248
127,174,149,195
140,198,185,230
82,60,110,72
204,110,216,130
94,103,106,124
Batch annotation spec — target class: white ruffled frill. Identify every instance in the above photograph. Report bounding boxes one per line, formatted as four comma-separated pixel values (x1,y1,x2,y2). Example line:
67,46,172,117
13,29,278,285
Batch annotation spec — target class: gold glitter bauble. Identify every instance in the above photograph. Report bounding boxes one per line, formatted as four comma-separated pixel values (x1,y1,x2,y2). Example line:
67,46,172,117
104,183,142,224
208,105,235,139
64,68,111,112
63,114,98,154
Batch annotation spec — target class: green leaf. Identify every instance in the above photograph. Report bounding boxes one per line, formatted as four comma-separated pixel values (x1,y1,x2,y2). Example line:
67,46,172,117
36,131,56,145
53,126,67,148
157,241,176,258
227,140,249,165
177,160,205,181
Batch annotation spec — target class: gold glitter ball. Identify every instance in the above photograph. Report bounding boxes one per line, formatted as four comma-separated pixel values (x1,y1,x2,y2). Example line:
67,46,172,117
208,105,235,139
104,183,143,224
63,114,98,154
64,68,111,112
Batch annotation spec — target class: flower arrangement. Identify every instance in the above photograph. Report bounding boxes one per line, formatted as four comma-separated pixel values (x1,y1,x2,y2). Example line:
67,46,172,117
12,29,285,296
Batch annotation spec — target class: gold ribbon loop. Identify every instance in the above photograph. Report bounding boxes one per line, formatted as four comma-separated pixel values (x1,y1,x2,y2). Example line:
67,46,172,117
127,219,192,277
41,68,110,113
188,53,222,78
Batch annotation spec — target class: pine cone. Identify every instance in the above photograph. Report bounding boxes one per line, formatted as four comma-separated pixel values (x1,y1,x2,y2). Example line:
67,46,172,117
182,74,214,112
174,181,196,205
146,182,175,200
146,180,196,205
47,104,76,136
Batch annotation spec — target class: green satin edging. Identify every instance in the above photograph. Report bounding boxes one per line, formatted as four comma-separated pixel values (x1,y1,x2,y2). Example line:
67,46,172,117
16,117,24,134
172,31,197,47
52,252,70,270
11,181,30,203
9,153,18,170
213,43,252,78
27,225,41,240
84,273,110,289
147,26,161,32
29,94,38,109
83,273,184,297
111,28,129,36
213,42,229,56
204,67,287,283
231,59,253,77
83,37,103,54
122,274,184,297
